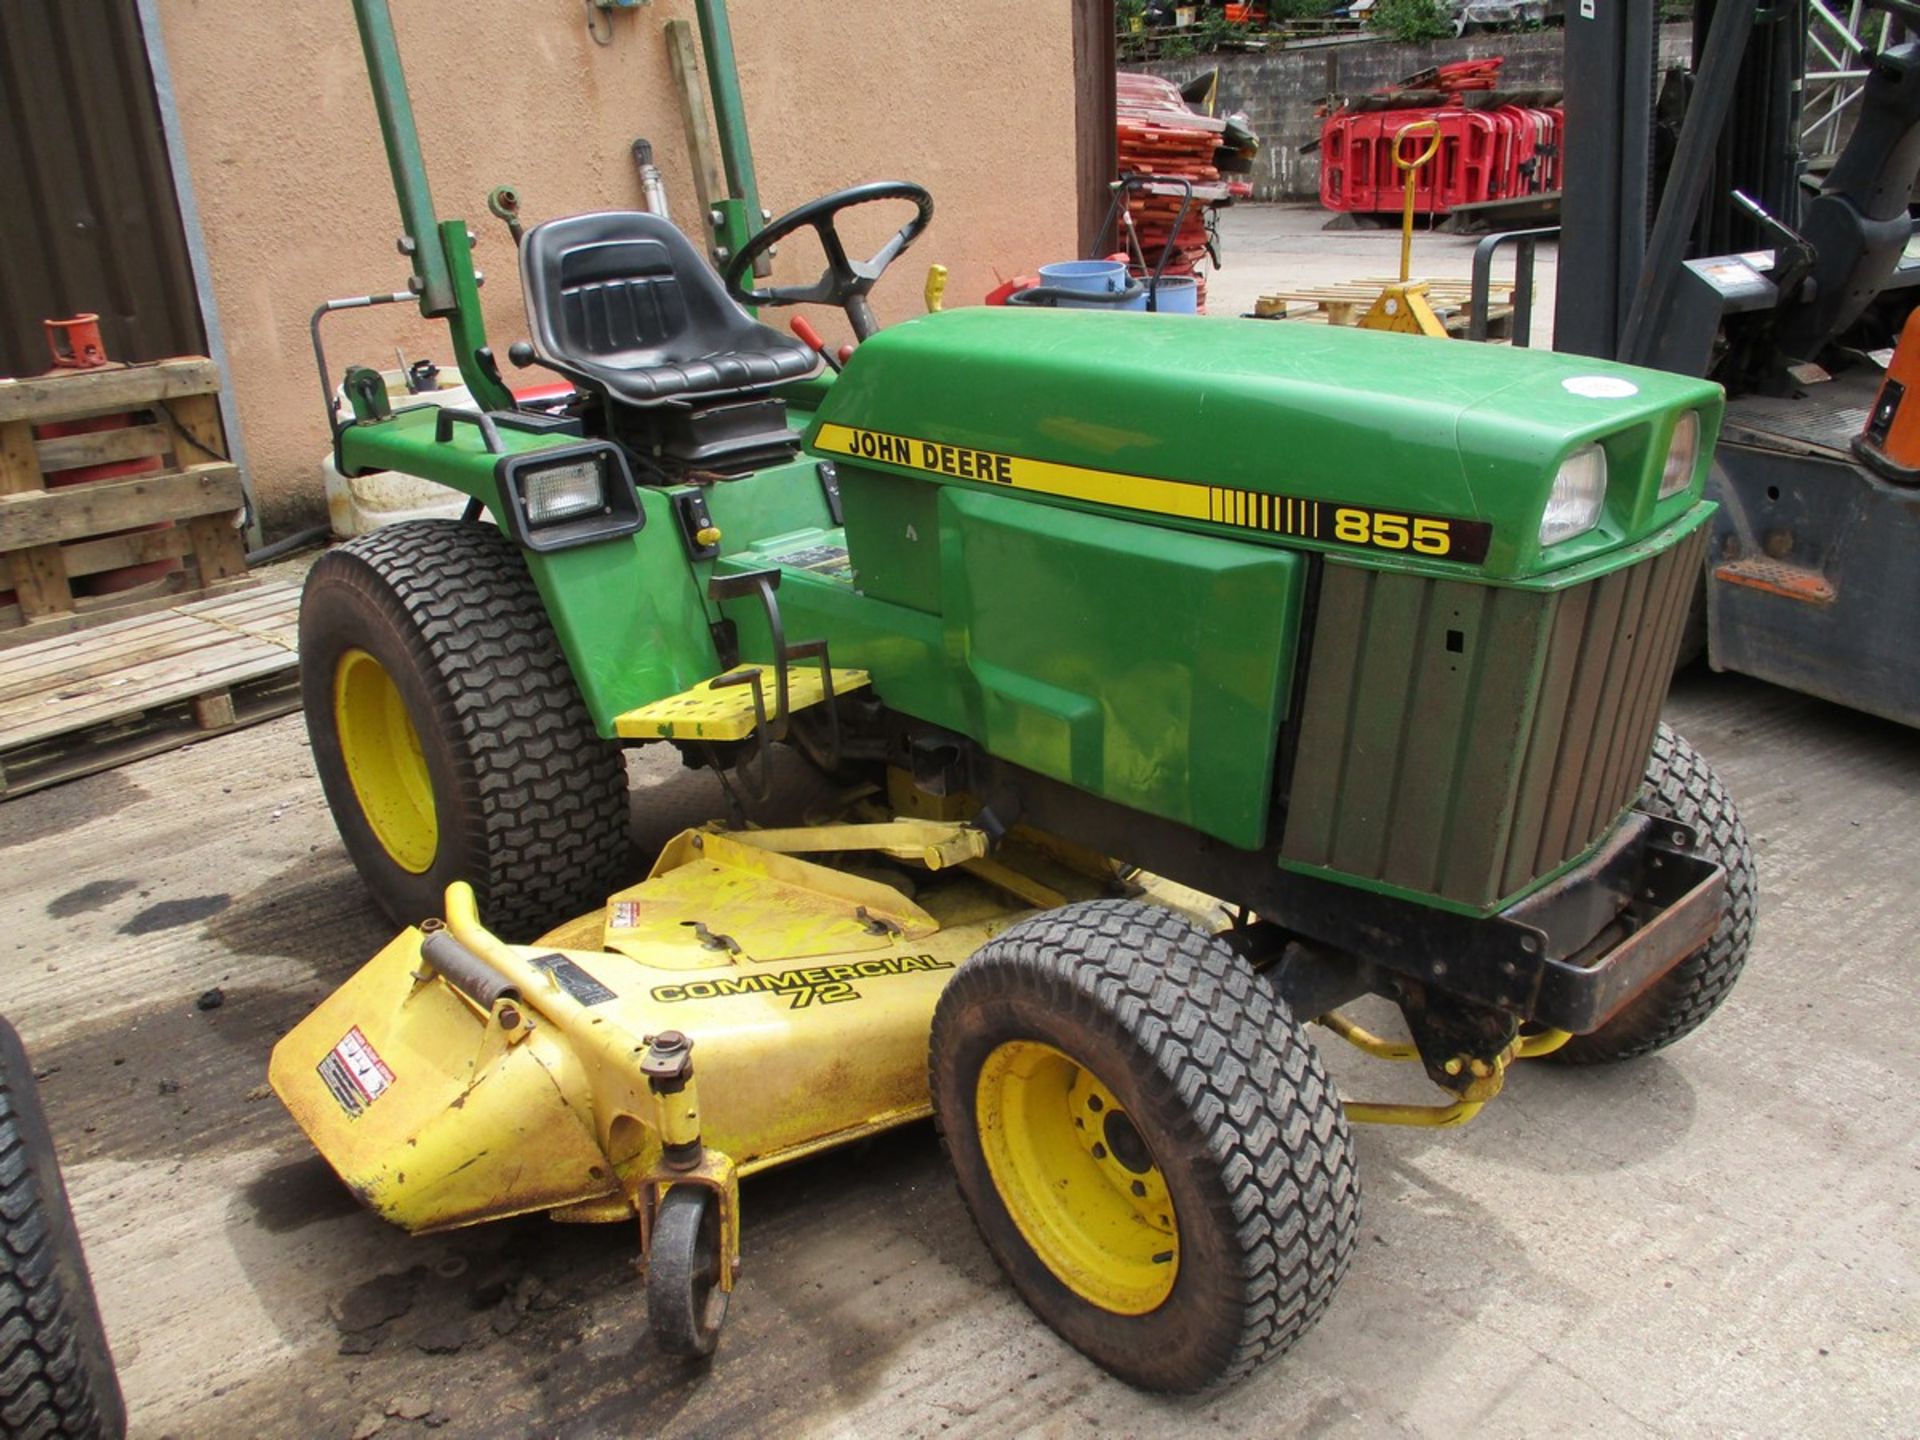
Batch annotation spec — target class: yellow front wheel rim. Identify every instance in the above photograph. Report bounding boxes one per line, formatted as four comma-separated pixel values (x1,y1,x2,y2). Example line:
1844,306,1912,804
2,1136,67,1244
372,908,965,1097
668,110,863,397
976,1040,1178,1315
333,648,438,873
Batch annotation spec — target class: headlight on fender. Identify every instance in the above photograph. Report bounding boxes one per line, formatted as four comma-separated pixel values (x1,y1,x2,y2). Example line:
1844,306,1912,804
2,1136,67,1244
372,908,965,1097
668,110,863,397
519,457,607,524
1659,411,1700,498
1538,444,1607,548
494,442,644,553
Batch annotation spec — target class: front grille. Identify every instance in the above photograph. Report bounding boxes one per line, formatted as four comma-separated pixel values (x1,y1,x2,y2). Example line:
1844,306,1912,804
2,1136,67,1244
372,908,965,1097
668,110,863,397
1279,518,1709,911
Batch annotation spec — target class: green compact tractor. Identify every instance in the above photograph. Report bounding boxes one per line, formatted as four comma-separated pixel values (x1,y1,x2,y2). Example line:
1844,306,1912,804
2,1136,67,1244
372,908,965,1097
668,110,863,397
273,0,1755,1393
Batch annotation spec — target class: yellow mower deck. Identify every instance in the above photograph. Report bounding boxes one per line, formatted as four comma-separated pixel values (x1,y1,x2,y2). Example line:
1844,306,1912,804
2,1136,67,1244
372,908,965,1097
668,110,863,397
271,810,1567,1323
269,820,1123,1243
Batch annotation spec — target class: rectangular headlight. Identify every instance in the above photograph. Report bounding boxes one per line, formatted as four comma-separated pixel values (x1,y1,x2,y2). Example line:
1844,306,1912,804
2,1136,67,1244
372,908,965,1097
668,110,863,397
1539,444,1607,548
519,457,606,525
1659,411,1701,498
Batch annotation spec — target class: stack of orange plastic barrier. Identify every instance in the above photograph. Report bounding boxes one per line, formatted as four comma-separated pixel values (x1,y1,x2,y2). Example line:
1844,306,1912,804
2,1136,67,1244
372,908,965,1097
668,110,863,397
1115,73,1237,311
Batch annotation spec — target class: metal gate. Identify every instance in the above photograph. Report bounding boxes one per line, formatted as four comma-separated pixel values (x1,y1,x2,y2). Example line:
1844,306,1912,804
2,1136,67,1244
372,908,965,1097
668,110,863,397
0,1,204,377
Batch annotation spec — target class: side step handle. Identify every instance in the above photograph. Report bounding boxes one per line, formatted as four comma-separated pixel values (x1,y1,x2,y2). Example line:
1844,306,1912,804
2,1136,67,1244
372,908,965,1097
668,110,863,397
707,568,792,739
705,566,847,785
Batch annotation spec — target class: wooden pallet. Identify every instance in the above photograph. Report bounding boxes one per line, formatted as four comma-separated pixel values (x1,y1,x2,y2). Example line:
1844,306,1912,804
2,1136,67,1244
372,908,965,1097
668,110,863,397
0,356,252,644
0,581,300,799
1255,277,1515,336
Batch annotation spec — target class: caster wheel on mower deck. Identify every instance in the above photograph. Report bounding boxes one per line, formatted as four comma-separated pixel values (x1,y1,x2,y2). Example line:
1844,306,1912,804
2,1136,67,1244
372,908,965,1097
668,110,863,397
648,1186,729,1358
930,900,1359,1393
300,521,631,942
0,1018,126,1440
1549,722,1757,1065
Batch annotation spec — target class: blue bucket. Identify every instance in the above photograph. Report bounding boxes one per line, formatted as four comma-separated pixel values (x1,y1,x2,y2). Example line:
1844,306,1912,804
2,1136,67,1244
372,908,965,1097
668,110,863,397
1038,260,1148,312
1150,276,1199,314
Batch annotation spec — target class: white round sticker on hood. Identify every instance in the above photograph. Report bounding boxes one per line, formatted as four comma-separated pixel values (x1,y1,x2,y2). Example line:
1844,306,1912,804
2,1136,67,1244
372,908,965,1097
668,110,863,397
1562,375,1639,398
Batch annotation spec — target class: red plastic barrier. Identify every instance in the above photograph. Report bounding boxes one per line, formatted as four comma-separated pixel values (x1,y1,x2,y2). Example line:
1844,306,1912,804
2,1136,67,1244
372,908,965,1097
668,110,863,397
1321,102,1562,215
1321,108,1496,215
1320,53,1567,217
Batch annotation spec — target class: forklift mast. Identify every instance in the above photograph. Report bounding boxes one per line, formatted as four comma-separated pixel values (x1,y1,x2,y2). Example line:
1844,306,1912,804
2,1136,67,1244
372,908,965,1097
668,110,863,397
1556,0,1920,375
1565,0,1920,730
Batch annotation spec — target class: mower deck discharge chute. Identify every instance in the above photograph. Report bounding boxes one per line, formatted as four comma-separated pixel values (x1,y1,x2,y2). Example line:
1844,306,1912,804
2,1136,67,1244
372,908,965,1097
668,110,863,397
277,0,1756,1393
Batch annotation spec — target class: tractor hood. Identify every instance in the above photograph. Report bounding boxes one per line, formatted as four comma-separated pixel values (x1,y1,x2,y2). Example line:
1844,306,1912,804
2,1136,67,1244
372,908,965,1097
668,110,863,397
808,307,1724,580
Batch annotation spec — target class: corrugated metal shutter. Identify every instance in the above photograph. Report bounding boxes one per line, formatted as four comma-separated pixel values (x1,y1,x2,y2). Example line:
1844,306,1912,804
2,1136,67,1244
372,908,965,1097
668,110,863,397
0,2,203,377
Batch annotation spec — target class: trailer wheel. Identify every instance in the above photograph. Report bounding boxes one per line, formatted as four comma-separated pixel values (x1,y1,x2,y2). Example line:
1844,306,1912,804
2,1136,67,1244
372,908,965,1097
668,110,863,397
647,1186,728,1358
1551,722,1757,1064
0,1018,126,1440
930,900,1359,1393
301,521,631,941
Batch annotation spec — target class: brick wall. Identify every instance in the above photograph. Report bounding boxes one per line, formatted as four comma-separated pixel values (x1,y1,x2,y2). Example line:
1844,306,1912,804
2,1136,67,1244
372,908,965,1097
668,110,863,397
1131,24,1692,200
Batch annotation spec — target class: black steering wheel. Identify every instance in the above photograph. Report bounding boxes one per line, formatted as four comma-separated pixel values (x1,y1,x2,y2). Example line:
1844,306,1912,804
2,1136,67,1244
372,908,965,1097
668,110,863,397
724,181,933,342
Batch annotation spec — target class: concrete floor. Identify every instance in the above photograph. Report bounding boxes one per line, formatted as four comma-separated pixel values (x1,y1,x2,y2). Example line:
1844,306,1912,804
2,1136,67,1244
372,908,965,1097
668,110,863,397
4,211,1918,1438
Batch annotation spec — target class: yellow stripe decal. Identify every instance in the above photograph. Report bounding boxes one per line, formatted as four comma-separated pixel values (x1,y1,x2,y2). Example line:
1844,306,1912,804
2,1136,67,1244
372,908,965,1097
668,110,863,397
818,422,1216,525
813,423,1492,562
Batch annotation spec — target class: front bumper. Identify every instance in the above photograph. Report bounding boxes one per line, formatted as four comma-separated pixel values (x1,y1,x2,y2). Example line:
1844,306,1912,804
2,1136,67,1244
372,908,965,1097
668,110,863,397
1267,810,1726,1033
1503,811,1725,1031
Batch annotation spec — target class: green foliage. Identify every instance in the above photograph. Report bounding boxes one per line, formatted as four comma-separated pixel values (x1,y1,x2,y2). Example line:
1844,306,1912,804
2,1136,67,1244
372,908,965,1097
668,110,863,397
1368,0,1455,42
1195,12,1240,49
1113,0,1341,57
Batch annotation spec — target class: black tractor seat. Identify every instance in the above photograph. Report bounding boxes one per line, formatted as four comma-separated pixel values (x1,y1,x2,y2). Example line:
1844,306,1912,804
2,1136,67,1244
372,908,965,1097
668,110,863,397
519,211,818,407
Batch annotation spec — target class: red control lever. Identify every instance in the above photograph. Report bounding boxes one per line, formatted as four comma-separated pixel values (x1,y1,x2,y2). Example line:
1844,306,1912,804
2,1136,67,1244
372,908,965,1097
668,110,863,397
790,315,842,373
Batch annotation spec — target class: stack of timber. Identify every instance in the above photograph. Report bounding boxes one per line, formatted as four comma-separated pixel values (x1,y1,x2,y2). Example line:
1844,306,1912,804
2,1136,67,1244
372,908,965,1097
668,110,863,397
0,356,251,641
0,355,302,798
1254,276,1515,336
0,581,300,798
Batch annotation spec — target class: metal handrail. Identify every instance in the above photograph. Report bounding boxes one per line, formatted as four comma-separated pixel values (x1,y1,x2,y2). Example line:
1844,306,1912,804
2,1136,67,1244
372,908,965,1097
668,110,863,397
1469,226,1559,346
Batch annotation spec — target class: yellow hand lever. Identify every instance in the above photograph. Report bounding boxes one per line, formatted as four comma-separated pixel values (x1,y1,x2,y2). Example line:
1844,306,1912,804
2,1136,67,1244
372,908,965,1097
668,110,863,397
1392,120,1443,285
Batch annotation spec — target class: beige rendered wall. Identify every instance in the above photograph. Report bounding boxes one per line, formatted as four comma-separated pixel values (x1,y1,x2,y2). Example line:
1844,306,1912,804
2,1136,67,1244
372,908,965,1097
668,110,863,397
155,0,1079,534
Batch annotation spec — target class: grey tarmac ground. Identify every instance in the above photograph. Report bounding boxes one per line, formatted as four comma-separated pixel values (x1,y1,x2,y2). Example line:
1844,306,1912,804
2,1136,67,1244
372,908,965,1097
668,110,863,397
2,207,1916,1440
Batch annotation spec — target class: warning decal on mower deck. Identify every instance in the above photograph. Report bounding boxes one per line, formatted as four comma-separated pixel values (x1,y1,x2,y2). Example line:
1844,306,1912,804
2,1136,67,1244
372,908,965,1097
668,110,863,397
532,953,617,1006
318,1026,394,1119
814,423,1493,562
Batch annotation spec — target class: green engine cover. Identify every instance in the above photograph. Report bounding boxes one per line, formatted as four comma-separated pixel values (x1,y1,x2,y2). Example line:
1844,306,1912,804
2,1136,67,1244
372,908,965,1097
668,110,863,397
808,307,1723,583
792,306,1723,870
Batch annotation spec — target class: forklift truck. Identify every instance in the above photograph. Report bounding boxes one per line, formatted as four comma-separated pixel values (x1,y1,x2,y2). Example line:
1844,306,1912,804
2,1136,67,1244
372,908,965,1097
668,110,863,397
1559,0,1920,727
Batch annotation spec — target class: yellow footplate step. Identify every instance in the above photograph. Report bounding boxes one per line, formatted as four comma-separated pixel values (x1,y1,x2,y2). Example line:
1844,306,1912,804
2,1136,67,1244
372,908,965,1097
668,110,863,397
614,664,871,740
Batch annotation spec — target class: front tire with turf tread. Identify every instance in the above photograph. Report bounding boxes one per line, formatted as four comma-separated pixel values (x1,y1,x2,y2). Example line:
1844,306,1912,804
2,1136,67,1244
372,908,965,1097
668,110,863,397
301,520,630,941
930,899,1359,1393
0,1018,125,1440
1551,722,1756,1065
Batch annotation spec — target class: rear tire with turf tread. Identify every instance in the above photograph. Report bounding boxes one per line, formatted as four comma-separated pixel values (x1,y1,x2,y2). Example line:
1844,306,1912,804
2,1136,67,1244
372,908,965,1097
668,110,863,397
930,899,1359,1393
0,1017,125,1440
1550,722,1756,1065
300,520,630,941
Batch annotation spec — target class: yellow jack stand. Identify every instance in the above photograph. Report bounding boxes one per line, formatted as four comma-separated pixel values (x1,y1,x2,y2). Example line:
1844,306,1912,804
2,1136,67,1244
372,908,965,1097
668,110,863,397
1359,120,1450,341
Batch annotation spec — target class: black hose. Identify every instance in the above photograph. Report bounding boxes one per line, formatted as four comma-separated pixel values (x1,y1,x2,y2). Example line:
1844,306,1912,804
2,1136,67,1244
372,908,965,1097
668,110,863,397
244,522,331,568
1005,280,1147,308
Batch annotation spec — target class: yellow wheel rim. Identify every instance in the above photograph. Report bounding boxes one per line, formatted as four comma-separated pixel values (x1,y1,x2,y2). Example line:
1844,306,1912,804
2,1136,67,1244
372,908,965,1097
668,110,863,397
975,1040,1178,1315
332,648,438,873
